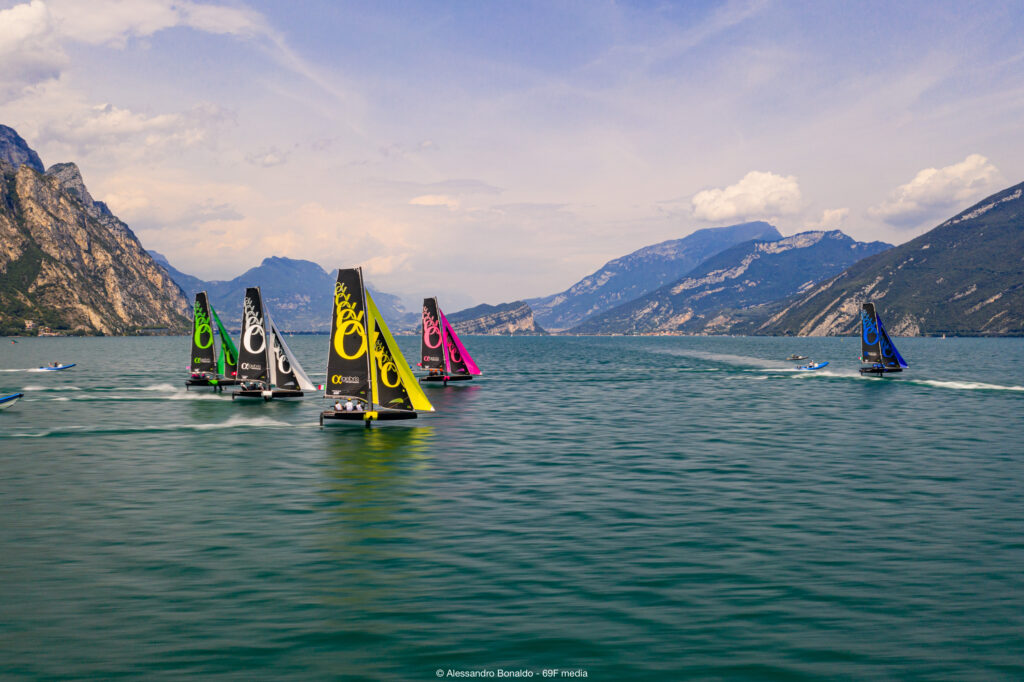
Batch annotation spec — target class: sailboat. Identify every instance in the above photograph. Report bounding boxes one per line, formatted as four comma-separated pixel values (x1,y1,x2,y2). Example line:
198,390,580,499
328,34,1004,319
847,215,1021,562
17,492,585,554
859,302,909,376
419,297,482,385
186,291,240,391
233,287,316,400
320,268,434,427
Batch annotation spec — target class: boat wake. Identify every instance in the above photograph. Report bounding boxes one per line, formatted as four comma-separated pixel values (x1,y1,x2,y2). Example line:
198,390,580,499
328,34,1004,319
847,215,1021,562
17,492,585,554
906,378,1024,393
20,385,82,392
4,415,295,439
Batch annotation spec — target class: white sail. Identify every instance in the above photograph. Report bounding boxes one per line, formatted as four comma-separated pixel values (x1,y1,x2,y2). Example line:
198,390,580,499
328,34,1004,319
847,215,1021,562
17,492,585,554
267,311,316,391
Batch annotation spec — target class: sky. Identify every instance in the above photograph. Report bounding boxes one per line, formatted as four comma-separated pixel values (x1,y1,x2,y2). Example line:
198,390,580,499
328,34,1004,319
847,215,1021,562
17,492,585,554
1,0,1022,308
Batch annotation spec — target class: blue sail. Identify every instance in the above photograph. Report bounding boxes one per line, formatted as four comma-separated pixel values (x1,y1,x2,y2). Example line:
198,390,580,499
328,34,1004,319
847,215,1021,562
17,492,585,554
877,317,908,369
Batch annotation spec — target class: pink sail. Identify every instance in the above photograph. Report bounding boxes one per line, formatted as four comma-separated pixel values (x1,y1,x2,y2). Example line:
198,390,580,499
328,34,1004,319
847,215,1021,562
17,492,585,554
439,309,482,375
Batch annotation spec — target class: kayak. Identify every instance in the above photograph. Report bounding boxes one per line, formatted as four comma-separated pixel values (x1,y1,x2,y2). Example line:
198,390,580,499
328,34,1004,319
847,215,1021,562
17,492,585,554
38,363,75,371
0,392,23,410
796,361,828,371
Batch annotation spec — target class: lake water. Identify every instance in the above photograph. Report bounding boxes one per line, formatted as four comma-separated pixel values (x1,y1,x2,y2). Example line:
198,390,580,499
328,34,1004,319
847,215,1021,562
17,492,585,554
2,335,1023,680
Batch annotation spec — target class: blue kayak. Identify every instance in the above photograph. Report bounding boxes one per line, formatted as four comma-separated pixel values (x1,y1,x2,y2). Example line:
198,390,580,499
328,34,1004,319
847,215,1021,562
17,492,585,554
38,363,75,371
795,361,829,371
0,392,24,410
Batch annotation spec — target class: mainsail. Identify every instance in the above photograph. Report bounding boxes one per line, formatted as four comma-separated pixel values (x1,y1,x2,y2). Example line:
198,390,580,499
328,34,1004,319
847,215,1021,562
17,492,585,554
440,308,481,376
860,302,882,364
190,292,217,374
237,287,269,383
325,268,371,402
420,297,445,371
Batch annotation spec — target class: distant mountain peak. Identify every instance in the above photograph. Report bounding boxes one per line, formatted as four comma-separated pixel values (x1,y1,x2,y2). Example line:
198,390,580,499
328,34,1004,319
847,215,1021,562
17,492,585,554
528,220,782,330
0,124,45,173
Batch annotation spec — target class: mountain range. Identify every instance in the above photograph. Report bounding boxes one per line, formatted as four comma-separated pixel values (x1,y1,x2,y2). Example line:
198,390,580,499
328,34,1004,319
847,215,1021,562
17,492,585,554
152,254,413,332
575,230,892,334
757,182,1024,336
528,221,781,331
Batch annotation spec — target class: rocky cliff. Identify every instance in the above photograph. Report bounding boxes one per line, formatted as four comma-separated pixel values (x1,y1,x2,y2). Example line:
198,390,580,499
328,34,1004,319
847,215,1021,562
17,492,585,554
574,230,891,334
0,126,189,335
528,221,781,331
448,301,547,335
758,182,1024,336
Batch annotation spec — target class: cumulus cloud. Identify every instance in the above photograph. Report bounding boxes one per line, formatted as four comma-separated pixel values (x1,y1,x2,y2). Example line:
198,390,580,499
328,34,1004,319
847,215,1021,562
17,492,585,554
0,0,67,97
691,170,802,222
810,207,849,230
868,154,1002,227
0,0,273,97
410,194,460,210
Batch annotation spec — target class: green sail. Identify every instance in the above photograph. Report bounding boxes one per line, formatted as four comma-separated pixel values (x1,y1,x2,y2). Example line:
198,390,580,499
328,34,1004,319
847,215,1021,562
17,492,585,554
211,305,238,377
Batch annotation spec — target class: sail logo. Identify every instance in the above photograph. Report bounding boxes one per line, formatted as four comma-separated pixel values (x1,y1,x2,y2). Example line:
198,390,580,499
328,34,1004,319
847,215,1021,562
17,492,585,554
242,296,266,354
193,302,213,350
374,336,402,388
273,335,292,375
240,362,263,371
861,311,878,346
334,282,367,360
330,375,361,384
422,307,442,349
880,335,894,358
446,336,462,364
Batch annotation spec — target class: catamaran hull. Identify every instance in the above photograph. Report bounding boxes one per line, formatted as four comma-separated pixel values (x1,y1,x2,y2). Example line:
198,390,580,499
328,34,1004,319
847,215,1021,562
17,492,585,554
0,392,23,410
185,377,240,391
859,367,903,376
233,388,304,401
420,374,473,383
320,409,417,427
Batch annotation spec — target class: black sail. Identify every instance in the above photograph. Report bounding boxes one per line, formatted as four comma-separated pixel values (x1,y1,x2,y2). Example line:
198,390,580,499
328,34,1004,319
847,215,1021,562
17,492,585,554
270,324,299,389
420,297,445,370
325,268,371,402
190,292,217,374
237,287,269,383
373,316,414,410
860,302,882,364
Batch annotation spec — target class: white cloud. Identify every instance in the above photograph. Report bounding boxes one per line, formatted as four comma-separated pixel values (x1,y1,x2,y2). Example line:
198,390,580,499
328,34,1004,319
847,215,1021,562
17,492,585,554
691,170,802,222
810,207,849,230
868,154,1003,227
410,194,460,210
37,101,231,155
0,0,66,97
45,0,270,47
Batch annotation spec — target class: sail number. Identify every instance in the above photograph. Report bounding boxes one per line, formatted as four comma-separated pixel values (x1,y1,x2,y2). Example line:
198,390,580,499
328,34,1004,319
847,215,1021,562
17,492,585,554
334,282,367,360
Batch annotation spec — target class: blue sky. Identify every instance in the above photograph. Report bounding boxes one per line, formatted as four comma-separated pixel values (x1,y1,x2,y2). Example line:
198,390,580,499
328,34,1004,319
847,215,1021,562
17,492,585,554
1,0,1022,306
